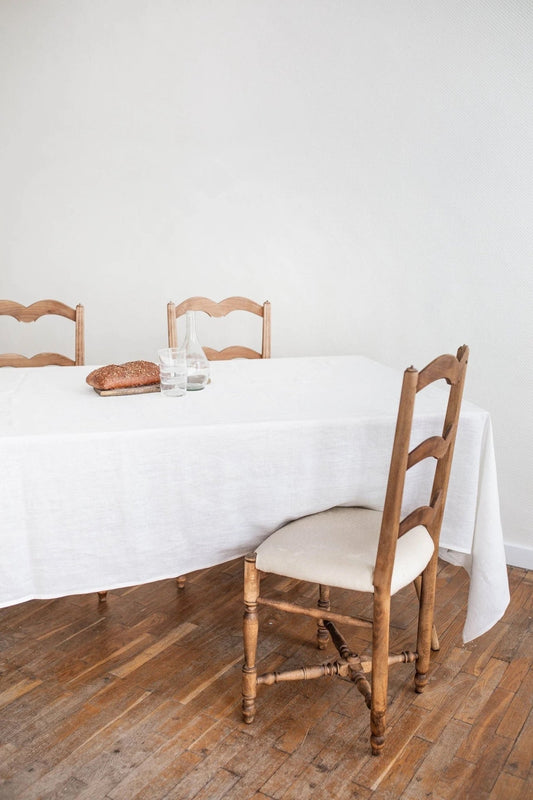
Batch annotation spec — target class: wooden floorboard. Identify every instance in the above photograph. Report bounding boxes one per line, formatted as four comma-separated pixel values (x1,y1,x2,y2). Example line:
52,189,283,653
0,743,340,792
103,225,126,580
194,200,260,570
0,560,531,799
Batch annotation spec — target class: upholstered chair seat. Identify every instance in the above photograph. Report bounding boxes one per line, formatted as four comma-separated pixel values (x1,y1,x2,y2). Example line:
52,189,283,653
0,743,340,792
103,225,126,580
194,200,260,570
256,507,435,596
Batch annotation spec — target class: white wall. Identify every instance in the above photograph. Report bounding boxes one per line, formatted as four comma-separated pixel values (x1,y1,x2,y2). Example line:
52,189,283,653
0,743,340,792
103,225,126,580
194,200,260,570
1,1,532,566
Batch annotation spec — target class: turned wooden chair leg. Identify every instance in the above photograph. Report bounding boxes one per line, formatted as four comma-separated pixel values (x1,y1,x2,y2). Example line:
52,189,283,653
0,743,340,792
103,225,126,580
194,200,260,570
317,584,330,650
414,575,439,651
415,557,438,694
97,591,107,602
370,587,391,756
242,553,260,724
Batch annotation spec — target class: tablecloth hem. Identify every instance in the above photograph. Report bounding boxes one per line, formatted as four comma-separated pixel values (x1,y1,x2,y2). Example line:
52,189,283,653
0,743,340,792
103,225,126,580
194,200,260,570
461,596,510,644
0,569,222,608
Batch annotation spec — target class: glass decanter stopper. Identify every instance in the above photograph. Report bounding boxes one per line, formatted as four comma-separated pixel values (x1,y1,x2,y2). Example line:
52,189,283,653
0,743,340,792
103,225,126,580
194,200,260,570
181,310,210,391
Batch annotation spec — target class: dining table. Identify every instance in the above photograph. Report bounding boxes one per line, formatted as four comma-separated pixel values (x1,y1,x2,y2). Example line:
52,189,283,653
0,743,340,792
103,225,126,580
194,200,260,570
0,355,509,643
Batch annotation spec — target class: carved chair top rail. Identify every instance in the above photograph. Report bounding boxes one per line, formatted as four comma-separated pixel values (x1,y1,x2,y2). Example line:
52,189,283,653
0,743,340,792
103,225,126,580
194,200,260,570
0,299,80,323
171,296,269,319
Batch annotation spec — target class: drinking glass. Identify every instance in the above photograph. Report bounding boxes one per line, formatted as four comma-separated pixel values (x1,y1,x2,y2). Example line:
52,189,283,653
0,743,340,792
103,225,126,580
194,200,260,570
157,348,187,397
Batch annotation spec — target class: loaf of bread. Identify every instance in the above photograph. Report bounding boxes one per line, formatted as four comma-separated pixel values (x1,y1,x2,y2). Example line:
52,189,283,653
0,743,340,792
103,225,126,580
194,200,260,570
86,360,160,390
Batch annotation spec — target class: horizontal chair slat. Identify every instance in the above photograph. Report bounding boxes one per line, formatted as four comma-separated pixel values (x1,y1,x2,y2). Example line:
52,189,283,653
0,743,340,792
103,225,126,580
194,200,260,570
0,352,76,367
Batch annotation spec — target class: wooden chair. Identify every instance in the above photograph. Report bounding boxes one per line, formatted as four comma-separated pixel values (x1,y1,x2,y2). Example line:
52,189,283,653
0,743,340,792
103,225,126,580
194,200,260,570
0,299,95,596
242,345,469,755
0,299,85,366
167,296,271,592
167,296,271,359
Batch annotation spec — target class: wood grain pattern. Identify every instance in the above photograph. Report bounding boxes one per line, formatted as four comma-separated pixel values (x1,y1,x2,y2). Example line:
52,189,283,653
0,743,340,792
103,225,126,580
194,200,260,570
0,559,530,799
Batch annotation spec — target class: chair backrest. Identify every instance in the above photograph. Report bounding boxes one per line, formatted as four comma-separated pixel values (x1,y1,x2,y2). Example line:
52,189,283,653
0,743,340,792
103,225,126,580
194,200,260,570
374,345,469,590
167,296,271,360
0,299,85,367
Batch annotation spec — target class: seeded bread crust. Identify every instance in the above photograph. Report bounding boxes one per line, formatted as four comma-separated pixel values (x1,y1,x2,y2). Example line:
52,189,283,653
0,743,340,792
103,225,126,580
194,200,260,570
86,360,159,390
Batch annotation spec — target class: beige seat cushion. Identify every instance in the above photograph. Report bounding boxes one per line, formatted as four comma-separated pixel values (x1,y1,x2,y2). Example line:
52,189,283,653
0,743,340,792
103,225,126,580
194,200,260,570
255,507,435,595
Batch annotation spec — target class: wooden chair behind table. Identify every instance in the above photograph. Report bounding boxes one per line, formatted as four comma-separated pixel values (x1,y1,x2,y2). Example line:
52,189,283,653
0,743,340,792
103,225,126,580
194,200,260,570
167,296,271,360
0,300,101,597
0,299,85,367
167,295,272,589
242,345,469,756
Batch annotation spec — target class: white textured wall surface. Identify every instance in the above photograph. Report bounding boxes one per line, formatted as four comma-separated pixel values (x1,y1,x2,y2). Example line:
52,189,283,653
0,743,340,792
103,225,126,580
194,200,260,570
1,1,532,564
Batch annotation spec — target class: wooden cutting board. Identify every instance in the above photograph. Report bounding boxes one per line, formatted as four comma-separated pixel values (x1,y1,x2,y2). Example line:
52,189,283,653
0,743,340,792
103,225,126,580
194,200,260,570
93,384,161,396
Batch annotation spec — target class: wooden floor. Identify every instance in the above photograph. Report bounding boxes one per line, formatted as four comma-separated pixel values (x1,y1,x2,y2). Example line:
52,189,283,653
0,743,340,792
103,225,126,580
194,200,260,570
0,559,531,800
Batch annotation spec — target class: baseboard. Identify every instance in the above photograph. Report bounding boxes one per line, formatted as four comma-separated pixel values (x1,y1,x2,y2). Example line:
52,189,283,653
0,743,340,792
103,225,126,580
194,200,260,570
505,543,533,571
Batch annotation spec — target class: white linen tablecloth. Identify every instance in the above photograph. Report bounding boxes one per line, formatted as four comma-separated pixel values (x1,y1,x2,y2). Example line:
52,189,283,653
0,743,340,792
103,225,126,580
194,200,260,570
0,356,509,642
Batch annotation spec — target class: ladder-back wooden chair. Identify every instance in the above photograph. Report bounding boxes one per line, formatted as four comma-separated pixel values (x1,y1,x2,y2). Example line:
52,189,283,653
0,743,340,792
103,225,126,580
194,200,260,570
0,299,85,367
242,345,469,755
166,295,271,592
167,296,271,360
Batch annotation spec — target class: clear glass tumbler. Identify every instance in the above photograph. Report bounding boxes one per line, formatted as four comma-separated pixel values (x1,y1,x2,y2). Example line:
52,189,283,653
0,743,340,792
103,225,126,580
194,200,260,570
157,348,187,397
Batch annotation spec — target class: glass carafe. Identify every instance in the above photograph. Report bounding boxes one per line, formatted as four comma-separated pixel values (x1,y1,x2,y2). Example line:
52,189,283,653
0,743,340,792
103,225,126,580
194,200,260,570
181,310,210,391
